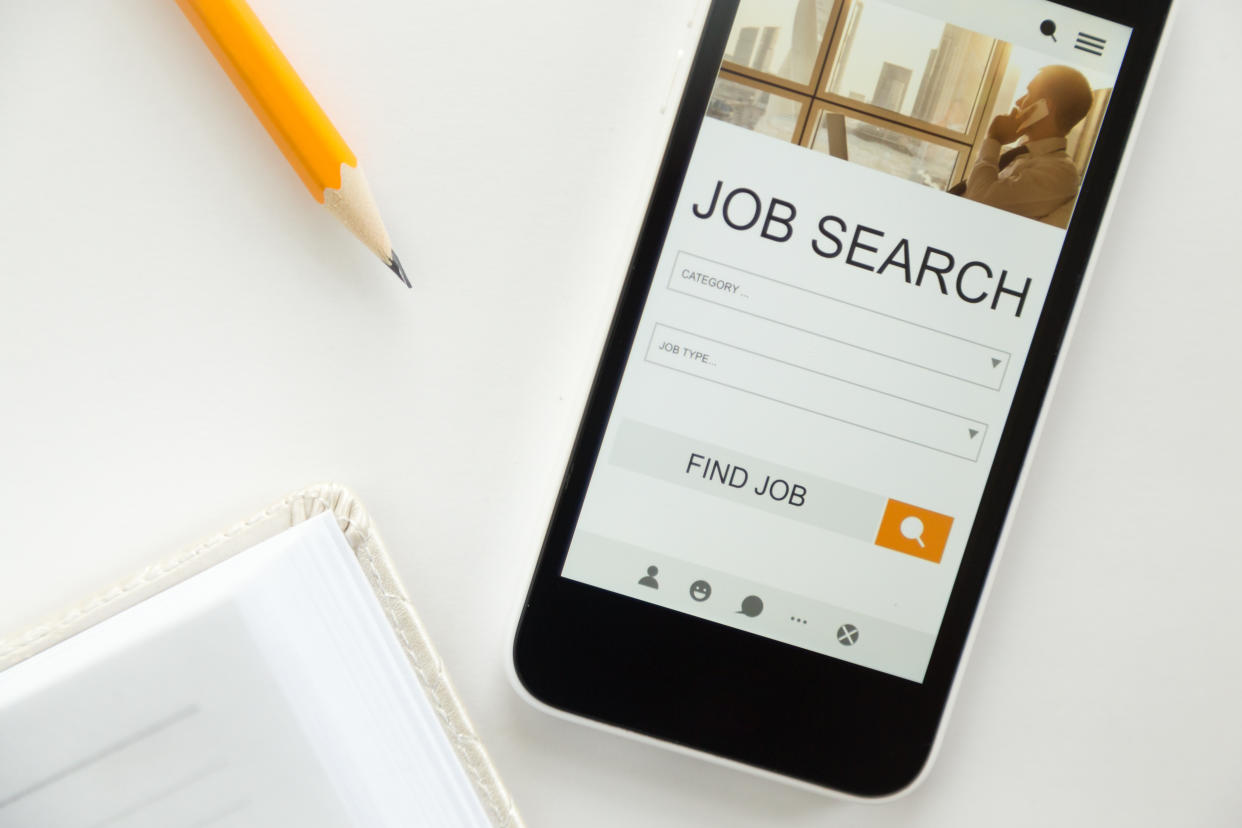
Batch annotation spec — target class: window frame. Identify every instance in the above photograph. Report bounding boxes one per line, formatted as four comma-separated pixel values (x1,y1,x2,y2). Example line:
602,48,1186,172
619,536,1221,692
710,73,813,143
803,99,973,186
717,0,1019,188
719,1,844,96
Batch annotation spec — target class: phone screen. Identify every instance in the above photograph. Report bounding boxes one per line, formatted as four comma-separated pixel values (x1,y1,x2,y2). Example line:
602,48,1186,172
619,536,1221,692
561,0,1132,682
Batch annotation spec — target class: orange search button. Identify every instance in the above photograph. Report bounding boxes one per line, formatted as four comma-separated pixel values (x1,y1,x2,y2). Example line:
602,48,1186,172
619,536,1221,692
874,500,953,563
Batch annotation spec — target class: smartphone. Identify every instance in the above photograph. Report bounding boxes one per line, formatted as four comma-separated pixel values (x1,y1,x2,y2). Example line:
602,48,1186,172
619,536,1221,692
512,0,1174,798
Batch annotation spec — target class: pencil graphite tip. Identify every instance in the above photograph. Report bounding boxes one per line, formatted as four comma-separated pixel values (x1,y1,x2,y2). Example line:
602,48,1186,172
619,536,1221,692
387,250,412,288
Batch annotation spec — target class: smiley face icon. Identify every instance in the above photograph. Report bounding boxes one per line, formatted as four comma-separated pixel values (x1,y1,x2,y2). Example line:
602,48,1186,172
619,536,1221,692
689,580,712,602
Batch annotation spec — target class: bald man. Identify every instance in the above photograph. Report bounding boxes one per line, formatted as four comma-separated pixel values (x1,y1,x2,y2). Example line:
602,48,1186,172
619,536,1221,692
963,65,1094,227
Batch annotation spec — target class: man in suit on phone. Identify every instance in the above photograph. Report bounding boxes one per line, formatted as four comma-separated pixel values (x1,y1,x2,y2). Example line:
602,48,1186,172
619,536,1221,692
958,65,1095,227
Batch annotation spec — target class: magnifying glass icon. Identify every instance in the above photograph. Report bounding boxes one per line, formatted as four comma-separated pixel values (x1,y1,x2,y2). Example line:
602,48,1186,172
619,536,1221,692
876,500,952,562
900,516,926,548
1040,19,1057,41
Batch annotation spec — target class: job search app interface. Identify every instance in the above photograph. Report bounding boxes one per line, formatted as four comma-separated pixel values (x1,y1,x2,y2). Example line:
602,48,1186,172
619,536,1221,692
563,0,1130,681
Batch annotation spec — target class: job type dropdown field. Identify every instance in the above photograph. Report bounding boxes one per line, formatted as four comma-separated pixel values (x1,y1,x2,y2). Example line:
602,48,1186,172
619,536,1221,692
645,323,988,461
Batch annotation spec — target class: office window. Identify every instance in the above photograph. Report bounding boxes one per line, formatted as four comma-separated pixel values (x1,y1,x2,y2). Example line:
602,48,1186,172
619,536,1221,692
825,1,995,133
755,26,780,74
808,108,961,190
707,77,804,142
723,0,835,87
730,27,760,66
714,0,1022,191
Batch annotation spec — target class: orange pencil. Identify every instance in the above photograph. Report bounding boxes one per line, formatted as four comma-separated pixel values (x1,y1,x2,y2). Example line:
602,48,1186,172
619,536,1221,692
176,0,410,287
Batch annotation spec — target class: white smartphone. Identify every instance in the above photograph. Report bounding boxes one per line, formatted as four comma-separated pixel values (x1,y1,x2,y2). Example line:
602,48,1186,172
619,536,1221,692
513,0,1174,798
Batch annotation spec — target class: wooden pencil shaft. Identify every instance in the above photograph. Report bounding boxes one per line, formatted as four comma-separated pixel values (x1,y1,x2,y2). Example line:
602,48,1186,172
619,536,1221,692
175,0,404,282
175,0,354,201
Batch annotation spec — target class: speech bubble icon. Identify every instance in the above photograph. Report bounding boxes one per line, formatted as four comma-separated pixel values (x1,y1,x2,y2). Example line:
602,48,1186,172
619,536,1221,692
900,516,926,548
737,595,764,617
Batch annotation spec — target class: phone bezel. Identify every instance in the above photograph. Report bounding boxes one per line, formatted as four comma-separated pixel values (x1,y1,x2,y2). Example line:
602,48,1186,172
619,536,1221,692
513,0,1173,797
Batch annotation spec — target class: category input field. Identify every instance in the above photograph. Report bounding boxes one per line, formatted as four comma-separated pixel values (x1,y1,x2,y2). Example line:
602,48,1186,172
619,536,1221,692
667,251,1010,390
645,323,987,461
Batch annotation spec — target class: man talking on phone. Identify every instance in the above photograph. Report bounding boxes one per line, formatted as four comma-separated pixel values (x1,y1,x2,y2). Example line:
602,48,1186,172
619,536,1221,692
960,65,1094,227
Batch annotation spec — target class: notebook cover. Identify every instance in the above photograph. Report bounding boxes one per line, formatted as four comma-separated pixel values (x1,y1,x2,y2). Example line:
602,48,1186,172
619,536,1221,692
0,483,522,828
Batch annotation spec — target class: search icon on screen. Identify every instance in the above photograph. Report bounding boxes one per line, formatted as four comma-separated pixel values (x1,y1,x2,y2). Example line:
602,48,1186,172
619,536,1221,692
874,499,953,563
1040,19,1058,41
900,516,926,548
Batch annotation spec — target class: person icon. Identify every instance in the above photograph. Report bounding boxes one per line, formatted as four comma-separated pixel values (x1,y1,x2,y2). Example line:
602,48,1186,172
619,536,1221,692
638,566,659,589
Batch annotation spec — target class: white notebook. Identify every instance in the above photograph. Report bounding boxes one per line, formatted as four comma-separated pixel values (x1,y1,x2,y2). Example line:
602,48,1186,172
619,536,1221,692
0,485,520,828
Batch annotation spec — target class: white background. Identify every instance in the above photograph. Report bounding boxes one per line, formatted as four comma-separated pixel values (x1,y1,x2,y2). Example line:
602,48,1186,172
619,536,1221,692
1,0,1239,825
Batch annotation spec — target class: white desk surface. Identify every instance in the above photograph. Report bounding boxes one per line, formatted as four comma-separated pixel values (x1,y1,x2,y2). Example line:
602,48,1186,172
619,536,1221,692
2,1,1239,824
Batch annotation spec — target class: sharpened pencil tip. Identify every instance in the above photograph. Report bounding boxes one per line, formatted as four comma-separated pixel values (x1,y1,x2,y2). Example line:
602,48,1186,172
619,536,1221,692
387,250,412,288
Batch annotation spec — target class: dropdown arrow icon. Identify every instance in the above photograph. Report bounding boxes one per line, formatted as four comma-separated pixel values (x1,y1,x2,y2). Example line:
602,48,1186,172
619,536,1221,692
968,428,979,439
991,358,1001,368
